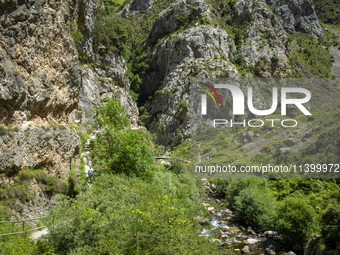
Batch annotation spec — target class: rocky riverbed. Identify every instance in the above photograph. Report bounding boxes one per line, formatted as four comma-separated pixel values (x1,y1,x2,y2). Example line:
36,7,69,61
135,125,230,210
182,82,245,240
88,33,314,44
199,180,296,255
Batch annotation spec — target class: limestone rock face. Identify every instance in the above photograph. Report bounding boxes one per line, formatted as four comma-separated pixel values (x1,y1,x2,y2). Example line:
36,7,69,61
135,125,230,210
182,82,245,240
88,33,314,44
0,0,82,124
153,25,236,82
234,0,290,70
0,127,80,179
150,0,211,43
69,62,138,126
71,2,139,126
121,0,156,17
77,0,101,60
266,0,324,37
147,25,238,145
10,179,57,227
131,0,156,12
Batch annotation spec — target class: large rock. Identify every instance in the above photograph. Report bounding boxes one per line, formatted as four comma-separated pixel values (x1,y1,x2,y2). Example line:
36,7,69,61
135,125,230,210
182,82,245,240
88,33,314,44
121,0,156,17
234,0,291,74
0,127,80,179
70,1,139,126
283,138,296,146
146,25,238,145
77,0,102,60
150,0,211,43
10,178,57,227
266,0,324,37
69,63,138,126
0,0,82,124
279,147,290,154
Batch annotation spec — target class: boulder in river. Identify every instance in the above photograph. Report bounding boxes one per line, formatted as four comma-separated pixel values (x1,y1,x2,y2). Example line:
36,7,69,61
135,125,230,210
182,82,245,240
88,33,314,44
263,231,278,239
247,227,256,235
245,238,259,245
265,248,276,255
224,209,233,214
242,246,250,254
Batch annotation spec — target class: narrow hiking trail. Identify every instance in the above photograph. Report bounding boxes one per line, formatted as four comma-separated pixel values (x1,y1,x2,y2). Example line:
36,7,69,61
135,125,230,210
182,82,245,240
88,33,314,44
30,126,144,241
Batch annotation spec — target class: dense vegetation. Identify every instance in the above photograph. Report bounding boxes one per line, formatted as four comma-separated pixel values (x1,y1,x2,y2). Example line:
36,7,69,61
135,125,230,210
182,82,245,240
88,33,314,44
43,98,228,254
314,0,340,27
2,0,340,254
0,99,228,254
93,8,134,57
215,178,340,251
193,101,340,252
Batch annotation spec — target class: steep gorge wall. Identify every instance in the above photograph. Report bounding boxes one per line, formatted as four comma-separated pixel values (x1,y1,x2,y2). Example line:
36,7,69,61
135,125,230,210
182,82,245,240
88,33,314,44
0,0,138,177
129,0,324,146
0,0,81,125
0,0,139,223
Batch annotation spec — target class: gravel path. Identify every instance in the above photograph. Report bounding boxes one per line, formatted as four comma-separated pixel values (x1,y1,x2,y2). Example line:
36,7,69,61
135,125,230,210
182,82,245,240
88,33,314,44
30,228,49,240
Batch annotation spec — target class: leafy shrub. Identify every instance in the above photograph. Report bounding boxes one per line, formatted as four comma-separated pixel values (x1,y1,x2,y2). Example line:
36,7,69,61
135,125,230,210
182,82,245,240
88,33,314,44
231,0,238,7
70,21,84,51
234,186,277,231
0,124,6,132
18,169,35,180
174,36,184,47
277,196,317,249
102,0,124,14
130,74,143,97
94,96,130,130
0,238,34,255
176,101,189,111
93,8,134,56
92,97,154,178
271,56,280,63
216,178,269,205
154,90,164,96
169,156,187,175
321,202,340,249
47,174,223,255
230,53,246,67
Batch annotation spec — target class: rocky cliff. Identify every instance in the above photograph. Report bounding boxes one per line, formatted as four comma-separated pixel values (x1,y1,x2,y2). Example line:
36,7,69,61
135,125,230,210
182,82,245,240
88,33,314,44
0,0,138,177
0,0,81,124
126,0,325,145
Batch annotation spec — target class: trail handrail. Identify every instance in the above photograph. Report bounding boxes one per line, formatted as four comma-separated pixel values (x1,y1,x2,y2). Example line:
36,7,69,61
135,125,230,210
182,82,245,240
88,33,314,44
0,215,53,238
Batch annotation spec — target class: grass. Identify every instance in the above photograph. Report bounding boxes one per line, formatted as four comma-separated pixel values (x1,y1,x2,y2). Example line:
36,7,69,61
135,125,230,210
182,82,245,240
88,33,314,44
288,32,338,78
103,0,125,14
192,106,328,173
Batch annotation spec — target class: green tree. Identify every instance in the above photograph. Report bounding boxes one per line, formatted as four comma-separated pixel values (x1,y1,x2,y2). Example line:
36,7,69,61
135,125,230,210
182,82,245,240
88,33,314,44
234,185,277,231
93,8,134,56
47,174,224,255
321,202,340,249
277,196,317,250
92,97,154,178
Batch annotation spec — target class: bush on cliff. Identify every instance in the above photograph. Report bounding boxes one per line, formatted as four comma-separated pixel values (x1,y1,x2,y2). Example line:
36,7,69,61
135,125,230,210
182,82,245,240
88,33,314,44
91,97,154,178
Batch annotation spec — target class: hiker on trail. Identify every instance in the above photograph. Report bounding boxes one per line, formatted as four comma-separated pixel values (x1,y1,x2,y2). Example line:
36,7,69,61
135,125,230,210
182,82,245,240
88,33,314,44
88,167,94,182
